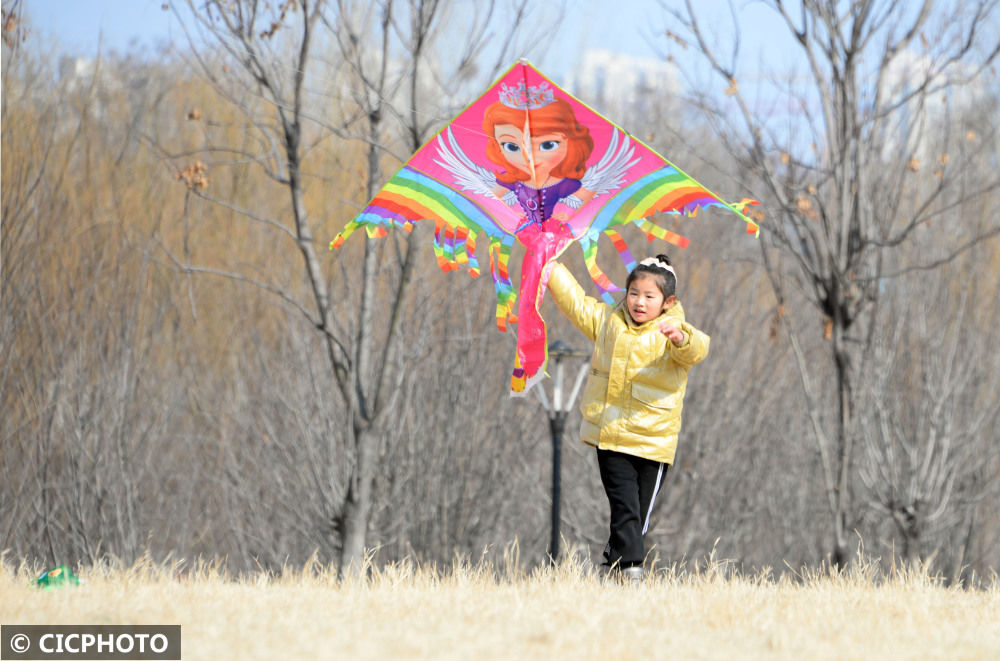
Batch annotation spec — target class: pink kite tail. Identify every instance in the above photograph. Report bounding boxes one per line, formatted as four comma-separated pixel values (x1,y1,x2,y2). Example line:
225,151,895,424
510,219,575,395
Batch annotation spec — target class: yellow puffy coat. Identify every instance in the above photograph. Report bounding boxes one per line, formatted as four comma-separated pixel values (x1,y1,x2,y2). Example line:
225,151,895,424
548,262,709,465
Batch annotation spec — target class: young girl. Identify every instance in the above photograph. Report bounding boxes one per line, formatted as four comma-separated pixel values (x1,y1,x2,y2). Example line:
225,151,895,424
548,254,710,581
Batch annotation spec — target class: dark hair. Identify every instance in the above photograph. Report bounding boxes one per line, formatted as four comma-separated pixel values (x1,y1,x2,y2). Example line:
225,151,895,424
624,253,676,299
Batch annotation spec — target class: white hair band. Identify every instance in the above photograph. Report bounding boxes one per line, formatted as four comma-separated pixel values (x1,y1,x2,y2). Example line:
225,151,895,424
639,257,675,276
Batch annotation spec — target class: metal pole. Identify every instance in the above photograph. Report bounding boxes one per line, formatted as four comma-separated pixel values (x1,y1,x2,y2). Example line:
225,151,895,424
542,340,590,565
549,411,566,562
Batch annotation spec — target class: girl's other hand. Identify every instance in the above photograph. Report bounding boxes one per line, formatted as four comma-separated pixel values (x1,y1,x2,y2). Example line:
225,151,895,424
658,321,685,345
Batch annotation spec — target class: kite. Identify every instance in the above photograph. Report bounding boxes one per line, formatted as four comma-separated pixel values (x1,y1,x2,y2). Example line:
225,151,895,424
331,59,759,395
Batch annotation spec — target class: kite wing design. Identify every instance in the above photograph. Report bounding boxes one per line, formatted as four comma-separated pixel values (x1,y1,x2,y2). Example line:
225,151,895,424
435,128,499,199
331,60,760,395
434,127,518,207
567,130,639,207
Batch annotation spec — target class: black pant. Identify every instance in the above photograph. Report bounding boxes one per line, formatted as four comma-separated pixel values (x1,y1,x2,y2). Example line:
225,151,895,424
597,448,668,567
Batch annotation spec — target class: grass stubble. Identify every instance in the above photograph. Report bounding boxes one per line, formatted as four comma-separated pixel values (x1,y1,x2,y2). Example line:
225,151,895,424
2,547,998,660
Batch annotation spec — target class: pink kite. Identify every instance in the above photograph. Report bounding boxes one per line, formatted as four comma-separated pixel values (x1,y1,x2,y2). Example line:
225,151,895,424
331,60,759,395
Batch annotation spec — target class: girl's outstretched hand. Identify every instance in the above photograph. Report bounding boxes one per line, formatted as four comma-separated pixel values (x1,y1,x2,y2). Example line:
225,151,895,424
658,321,685,345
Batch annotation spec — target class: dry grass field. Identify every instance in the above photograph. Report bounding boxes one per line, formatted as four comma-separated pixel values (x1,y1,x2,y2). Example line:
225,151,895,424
2,550,998,660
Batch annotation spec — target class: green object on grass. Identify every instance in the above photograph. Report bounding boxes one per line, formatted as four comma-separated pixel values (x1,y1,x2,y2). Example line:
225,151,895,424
36,564,81,589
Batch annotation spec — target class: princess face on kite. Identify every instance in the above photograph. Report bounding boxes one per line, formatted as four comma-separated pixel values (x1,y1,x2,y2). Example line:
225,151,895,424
483,97,592,185
493,124,569,184
482,96,595,229
430,78,639,239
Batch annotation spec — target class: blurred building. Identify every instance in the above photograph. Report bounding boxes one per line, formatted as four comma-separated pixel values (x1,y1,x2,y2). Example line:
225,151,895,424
565,48,682,118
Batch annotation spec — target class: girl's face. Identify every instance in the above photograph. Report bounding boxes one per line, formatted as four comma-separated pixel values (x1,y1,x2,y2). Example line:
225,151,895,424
493,123,568,184
626,275,674,324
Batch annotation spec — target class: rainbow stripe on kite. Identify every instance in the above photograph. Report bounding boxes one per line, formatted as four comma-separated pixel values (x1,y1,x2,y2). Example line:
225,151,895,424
333,167,520,330
333,164,759,327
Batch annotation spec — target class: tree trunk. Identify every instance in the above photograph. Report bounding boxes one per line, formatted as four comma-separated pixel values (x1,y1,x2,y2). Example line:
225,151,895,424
339,427,379,573
832,330,853,568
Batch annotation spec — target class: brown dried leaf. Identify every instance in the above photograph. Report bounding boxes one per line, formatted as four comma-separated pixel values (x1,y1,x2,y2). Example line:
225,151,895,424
769,303,786,340
176,161,210,190
796,196,817,219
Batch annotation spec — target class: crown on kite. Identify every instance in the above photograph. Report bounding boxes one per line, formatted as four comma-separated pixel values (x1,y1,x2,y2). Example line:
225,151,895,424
498,81,555,109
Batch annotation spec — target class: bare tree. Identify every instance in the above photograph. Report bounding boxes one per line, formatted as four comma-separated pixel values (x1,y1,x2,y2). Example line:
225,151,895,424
662,0,1000,566
1,32,200,567
169,0,550,573
858,245,1000,578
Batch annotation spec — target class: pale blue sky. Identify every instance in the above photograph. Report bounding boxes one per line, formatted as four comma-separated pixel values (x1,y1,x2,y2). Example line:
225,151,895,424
24,0,186,55
19,0,810,142
22,0,795,76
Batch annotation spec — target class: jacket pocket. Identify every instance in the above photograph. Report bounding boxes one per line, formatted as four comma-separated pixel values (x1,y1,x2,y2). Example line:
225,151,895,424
631,382,680,410
626,382,680,435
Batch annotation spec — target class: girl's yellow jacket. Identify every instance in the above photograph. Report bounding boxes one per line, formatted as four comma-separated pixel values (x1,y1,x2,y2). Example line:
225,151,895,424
548,262,710,465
